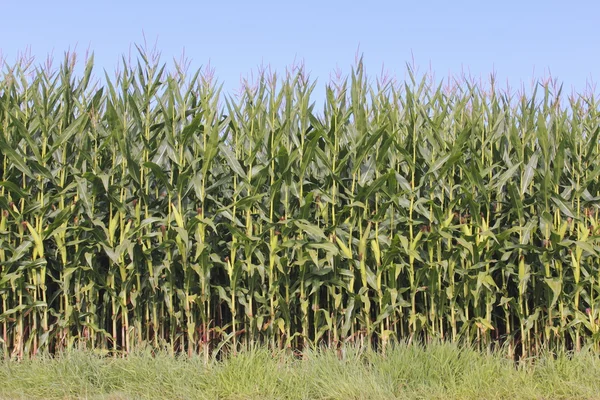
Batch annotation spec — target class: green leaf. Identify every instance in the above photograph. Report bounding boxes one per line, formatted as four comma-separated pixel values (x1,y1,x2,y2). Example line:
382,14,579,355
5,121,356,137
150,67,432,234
0,181,27,198
307,241,339,256
144,162,173,192
294,220,326,240
0,138,34,178
219,144,247,181
520,152,538,196
494,163,521,190
551,194,575,218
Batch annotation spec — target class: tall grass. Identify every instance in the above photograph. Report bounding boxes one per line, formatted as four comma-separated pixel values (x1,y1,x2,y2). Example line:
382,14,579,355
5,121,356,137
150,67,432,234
0,48,599,359
1,343,600,399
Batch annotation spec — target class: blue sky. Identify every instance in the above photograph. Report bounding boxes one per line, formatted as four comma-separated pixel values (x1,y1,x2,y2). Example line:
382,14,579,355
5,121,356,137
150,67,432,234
1,0,598,104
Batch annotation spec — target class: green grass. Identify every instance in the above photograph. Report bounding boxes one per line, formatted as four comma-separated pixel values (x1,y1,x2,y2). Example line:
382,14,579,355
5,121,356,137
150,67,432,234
1,342,599,399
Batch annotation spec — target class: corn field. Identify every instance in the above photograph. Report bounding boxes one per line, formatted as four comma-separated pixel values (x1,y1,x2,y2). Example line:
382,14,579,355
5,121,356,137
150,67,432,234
1,50,600,360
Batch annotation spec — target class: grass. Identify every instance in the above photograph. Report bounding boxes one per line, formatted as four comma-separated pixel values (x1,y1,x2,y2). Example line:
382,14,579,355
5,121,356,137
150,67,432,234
1,342,599,399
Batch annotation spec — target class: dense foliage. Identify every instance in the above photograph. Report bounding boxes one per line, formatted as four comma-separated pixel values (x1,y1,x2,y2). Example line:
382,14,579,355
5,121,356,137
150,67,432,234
1,50,600,359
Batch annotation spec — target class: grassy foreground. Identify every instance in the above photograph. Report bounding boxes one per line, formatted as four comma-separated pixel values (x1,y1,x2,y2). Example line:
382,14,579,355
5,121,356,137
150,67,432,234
1,343,599,400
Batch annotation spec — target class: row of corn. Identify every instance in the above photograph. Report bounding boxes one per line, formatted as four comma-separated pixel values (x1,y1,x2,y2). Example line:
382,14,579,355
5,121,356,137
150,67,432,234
0,51,599,359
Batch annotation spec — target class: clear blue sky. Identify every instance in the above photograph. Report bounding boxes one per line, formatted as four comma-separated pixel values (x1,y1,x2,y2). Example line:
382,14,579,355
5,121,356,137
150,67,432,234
1,0,598,104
